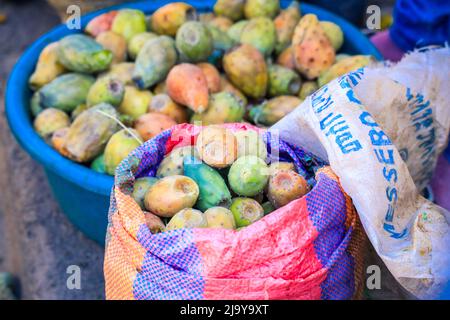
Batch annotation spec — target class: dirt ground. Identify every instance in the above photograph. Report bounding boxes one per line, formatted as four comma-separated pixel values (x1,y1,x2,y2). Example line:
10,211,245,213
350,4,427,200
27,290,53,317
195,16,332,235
0,0,409,300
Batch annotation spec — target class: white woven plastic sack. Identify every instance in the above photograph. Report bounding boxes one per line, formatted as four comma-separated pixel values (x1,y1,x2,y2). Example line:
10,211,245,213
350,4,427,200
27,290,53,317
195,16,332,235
272,48,450,299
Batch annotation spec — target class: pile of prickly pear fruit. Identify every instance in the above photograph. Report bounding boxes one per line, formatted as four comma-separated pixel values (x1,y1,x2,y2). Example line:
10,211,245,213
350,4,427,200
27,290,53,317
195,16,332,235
135,126,311,232
29,0,373,176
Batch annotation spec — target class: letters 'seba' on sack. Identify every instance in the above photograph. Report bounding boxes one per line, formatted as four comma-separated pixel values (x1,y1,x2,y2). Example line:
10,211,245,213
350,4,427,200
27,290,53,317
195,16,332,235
104,123,366,300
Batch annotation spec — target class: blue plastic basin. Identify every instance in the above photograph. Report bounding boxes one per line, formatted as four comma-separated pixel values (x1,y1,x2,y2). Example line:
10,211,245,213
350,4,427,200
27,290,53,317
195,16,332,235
5,0,382,246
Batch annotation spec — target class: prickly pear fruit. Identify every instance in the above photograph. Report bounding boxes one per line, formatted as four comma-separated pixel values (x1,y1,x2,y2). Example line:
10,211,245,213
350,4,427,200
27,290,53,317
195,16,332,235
268,169,310,208
118,85,153,120
292,14,335,79
223,44,268,99
29,42,66,90
127,32,157,60
132,177,159,209
85,11,118,37
244,0,279,19
274,1,301,54
298,81,319,100
39,73,95,112
191,92,245,125
335,53,351,62
30,91,44,117
205,207,236,229
95,31,127,64
268,64,302,96
104,129,142,175
197,63,221,93
134,112,177,141
183,156,232,211
151,2,197,37
219,76,247,107
111,9,146,42
86,76,125,107
144,175,200,217
276,46,295,70
133,36,177,89
199,13,215,24
249,95,301,126
90,153,106,174
269,161,295,174
34,108,70,141
64,103,120,162
100,62,134,85
230,197,264,227
318,55,372,87
71,103,88,120
228,155,269,196
208,25,234,53
149,94,188,124
156,146,199,178
208,16,233,32
320,21,344,51
166,208,207,230
57,34,113,73
240,17,276,56
214,0,245,21
51,127,70,157
119,114,134,127
227,20,248,43
196,126,237,168
262,201,275,215
234,130,267,160
166,63,209,113
144,211,166,233
175,21,213,62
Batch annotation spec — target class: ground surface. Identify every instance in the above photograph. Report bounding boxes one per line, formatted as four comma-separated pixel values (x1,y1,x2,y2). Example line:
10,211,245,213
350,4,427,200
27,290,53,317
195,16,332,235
0,0,409,300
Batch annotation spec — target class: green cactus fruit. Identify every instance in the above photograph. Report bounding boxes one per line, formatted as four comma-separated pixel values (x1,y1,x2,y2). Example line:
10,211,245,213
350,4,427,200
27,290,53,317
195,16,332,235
166,208,207,231
208,25,234,53
244,0,280,19
227,20,248,44
223,44,268,99
262,201,276,215
33,108,70,141
86,76,125,107
320,21,344,51
191,92,245,125
175,21,214,63
39,73,95,112
111,9,147,42
128,32,158,60
214,0,245,21
183,156,232,211
132,177,159,209
57,34,113,73
230,197,264,227
100,62,135,85
104,129,142,175
204,207,236,229
71,103,88,120
298,81,319,100
318,55,373,87
249,95,301,126
118,85,153,120
64,103,120,162
30,91,44,117
118,114,134,127
274,1,301,54
228,155,269,197
268,64,302,97
133,36,177,89
240,17,276,56
156,146,199,178
90,153,107,174
234,130,267,161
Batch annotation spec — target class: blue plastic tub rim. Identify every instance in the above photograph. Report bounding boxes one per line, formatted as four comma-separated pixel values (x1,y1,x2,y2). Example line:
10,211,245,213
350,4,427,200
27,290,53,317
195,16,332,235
5,0,382,197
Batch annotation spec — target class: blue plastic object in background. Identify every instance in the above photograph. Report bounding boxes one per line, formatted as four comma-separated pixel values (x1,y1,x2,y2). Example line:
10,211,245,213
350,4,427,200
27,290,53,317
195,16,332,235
5,0,382,246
